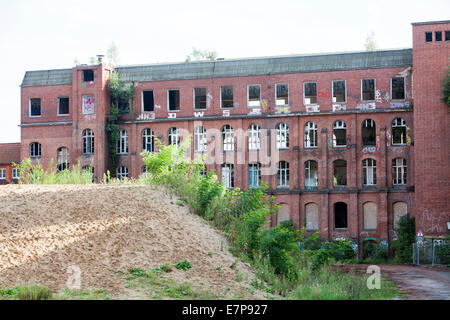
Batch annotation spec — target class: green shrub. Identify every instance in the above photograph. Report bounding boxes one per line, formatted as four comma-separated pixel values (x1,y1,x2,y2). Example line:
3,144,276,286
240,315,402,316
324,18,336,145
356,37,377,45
175,260,192,270
391,215,415,263
17,285,52,300
196,171,224,216
363,241,376,259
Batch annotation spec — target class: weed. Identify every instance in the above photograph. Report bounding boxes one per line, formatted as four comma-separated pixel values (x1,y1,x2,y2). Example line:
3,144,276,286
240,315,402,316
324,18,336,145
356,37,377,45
175,260,192,271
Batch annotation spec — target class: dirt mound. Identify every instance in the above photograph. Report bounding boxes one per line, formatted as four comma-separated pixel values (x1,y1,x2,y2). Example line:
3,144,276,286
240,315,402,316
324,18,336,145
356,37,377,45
0,184,263,299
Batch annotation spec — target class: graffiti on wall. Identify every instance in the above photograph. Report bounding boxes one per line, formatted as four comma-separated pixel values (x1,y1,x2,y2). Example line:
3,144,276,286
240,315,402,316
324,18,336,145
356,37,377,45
194,112,204,117
390,101,410,109
420,210,448,234
81,81,94,88
275,106,290,114
82,96,95,114
362,146,376,153
137,112,155,120
375,90,390,103
222,110,230,117
332,104,346,112
306,105,320,113
356,102,376,110
249,108,261,115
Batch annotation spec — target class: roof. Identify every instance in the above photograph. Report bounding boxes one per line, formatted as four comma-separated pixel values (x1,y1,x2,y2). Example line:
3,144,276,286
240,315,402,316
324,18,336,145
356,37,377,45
0,143,21,164
21,48,413,86
411,20,450,26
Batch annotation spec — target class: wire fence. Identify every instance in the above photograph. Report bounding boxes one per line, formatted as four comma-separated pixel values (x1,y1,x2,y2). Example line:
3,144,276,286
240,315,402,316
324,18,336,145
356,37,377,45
412,239,450,266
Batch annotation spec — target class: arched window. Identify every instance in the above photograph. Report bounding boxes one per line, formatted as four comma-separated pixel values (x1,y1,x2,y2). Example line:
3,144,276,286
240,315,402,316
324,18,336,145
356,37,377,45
57,147,69,171
82,129,94,154
333,120,346,147
168,127,180,146
392,118,407,145
363,202,377,230
277,161,289,188
116,166,128,180
305,160,318,188
117,130,128,154
277,203,290,225
393,202,408,229
221,163,234,188
362,158,376,186
392,158,407,185
276,123,289,149
248,124,261,150
305,203,319,231
304,122,317,148
222,125,234,151
30,142,41,158
142,128,154,152
194,126,207,152
333,159,347,186
362,119,376,147
248,162,261,188
334,202,348,229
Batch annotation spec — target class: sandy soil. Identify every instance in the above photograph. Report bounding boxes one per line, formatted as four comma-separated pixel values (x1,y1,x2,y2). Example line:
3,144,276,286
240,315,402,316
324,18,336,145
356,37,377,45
0,184,266,299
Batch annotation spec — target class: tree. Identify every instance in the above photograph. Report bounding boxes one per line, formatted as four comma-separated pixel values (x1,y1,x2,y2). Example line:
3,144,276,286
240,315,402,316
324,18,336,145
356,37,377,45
364,31,377,52
441,67,450,106
107,41,120,65
185,47,218,62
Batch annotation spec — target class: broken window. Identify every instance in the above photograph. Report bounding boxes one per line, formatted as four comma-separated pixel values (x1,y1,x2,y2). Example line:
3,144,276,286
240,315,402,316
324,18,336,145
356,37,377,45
248,85,261,107
277,161,289,188
194,87,207,110
30,98,41,117
248,124,261,150
304,122,317,148
143,91,154,112
117,130,128,154
83,69,94,82
118,95,129,113
194,126,207,152
30,142,41,158
332,80,346,103
57,147,69,171
58,97,69,115
222,125,234,151
362,158,376,186
304,160,318,188
82,129,94,154
0,169,5,180
221,163,234,188
333,159,347,186
276,123,289,149
392,118,407,145
142,128,154,152
333,120,346,147
334,202,348,229
393,202,408,229
275,83,289,106
168,127,180,146
116,166,128,180
435,31,442,42
391,77,405,100
168,89,180,111
425,32,432,42
362,119,376,147
277,204,290,225
248,162,261,188
362,79,375,101
392,158,407,185
305,203,319,231
446,31,450,41
221,86,234,108
303,82,317,105
363,202,377,230
82,95,95,114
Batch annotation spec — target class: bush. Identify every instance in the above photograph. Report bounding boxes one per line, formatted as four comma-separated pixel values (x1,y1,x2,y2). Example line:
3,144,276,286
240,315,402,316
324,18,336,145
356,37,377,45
175,260,192,270
391,215,415,263
17,285,52,300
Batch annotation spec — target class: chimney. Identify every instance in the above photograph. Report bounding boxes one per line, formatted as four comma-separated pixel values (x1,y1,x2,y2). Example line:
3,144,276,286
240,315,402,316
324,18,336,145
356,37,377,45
97,55,104,63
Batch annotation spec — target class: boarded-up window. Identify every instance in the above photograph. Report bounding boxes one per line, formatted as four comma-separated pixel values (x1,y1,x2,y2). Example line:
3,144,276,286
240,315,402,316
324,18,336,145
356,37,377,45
363,202,377,230
277,204,290,225
305,203,319,231
393,202,407,229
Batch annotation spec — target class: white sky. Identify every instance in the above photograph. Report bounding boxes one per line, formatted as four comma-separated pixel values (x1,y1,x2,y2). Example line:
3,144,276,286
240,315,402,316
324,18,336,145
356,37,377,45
0,0,449,143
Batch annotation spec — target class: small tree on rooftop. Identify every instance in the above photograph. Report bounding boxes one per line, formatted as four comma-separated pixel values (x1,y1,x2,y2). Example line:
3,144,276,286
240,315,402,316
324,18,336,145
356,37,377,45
441,67,450,106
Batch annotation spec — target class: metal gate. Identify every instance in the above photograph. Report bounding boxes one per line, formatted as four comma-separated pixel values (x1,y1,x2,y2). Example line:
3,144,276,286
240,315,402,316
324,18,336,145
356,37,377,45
413,239,449,265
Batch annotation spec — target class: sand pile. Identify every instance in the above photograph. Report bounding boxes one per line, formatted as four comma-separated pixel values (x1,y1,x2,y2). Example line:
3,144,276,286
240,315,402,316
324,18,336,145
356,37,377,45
0,184,263,299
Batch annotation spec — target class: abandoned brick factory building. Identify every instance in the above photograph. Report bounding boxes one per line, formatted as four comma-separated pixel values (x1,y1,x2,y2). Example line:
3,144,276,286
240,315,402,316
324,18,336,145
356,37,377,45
1,20,448,247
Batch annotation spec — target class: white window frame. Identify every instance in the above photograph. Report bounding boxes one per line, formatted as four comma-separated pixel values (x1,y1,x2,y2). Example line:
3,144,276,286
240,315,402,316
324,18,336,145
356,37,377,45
393,158,407,185
248,124,261,150
57,147,69,170
116,166,128,180
117,130,128,155
277,161,289,188
82,129,94,155
221,163,234,189
142,90,155,113
305,160,318,188
29,98,41,117
248,162,261,188
0,168,6,180
362,158,376,186
168,127,180,146
142,128,154,152
247,84,261,108
12,168,19,179
391,77,406,101
220,85,234,109
57,97,70,116
167,89,180,112
333,120,347,147
194,126,207,152
361,78,376,102
222,125,234,151
275,83,289,106
303,82,317,105
392,118,407,145
276,123,289,149
332,80,346,103
304,122,318,148
30,142,41,158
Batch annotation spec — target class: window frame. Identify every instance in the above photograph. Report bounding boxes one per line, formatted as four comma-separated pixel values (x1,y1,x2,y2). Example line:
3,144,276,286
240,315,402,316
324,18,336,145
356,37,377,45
117,130,128,155
142,90,155,113
57,97,70,116
82,129,95,155
425,32,432,42
247,84,261,108
332,120,347,147
222,125,234,152
333,159,347,187
12,168,19,179
142,128,155,153
361,78,376,102
392,158,407,185
168,127,180,147
248,124,261,151
194,126,207,152
248,162,262,188
362,119,376,147
276,123,289,150
167,89,181,112
275,83,289,106
82,69,94,82
332,80,346,103
220,85,234,109
303,82,317,105
116,166,128,180
391,77,406,101
277,161,290,188
304,160,318,188
304,122,318,148
29,98,42,117
435,31,442,42
221,163,234,189
0,168,6,180
30,142,41,158
193,87,207,110
362,158,377,186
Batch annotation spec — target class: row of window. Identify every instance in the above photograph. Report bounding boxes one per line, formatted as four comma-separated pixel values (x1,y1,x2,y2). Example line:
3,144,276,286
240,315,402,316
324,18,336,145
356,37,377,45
425,30,450,42
219,158,407,189
0,168,19,180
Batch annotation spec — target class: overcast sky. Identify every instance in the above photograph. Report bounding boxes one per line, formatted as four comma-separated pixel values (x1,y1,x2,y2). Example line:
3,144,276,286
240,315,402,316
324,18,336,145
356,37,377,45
0,0,449,143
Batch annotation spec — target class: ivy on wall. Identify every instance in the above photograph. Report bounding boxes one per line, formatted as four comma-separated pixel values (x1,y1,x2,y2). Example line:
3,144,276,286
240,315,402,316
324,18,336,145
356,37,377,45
442,67,450,107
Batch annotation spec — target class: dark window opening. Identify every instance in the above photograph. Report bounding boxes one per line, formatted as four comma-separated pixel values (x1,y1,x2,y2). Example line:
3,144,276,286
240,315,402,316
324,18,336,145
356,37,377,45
248,85,261,103
334,202,348,229
425,32,432,42
194,87,207,109
30,98,41,116
333,80,346,103
168,89,180,111
446,31,450,41
362,119,376,146
362,79,375,101
83,69,94,82
304,82,317,104
143,91,154,112
391,77,405,100
118,95,129,113
58,97,69,115
392,118,407,145
435,31,442,42
221,86,234,108
276,84,289,105
333,160,347,186
30,142,41,158
333,130,346,146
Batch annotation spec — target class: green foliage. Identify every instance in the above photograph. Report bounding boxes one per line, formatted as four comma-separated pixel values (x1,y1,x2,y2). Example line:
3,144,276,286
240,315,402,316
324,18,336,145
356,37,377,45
13,285,52,300
442,67,450,106
196,171,224,216
391,215,415,263
435,240,450,265
160,262,173,273
185,47,218,62
175,260,192,270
